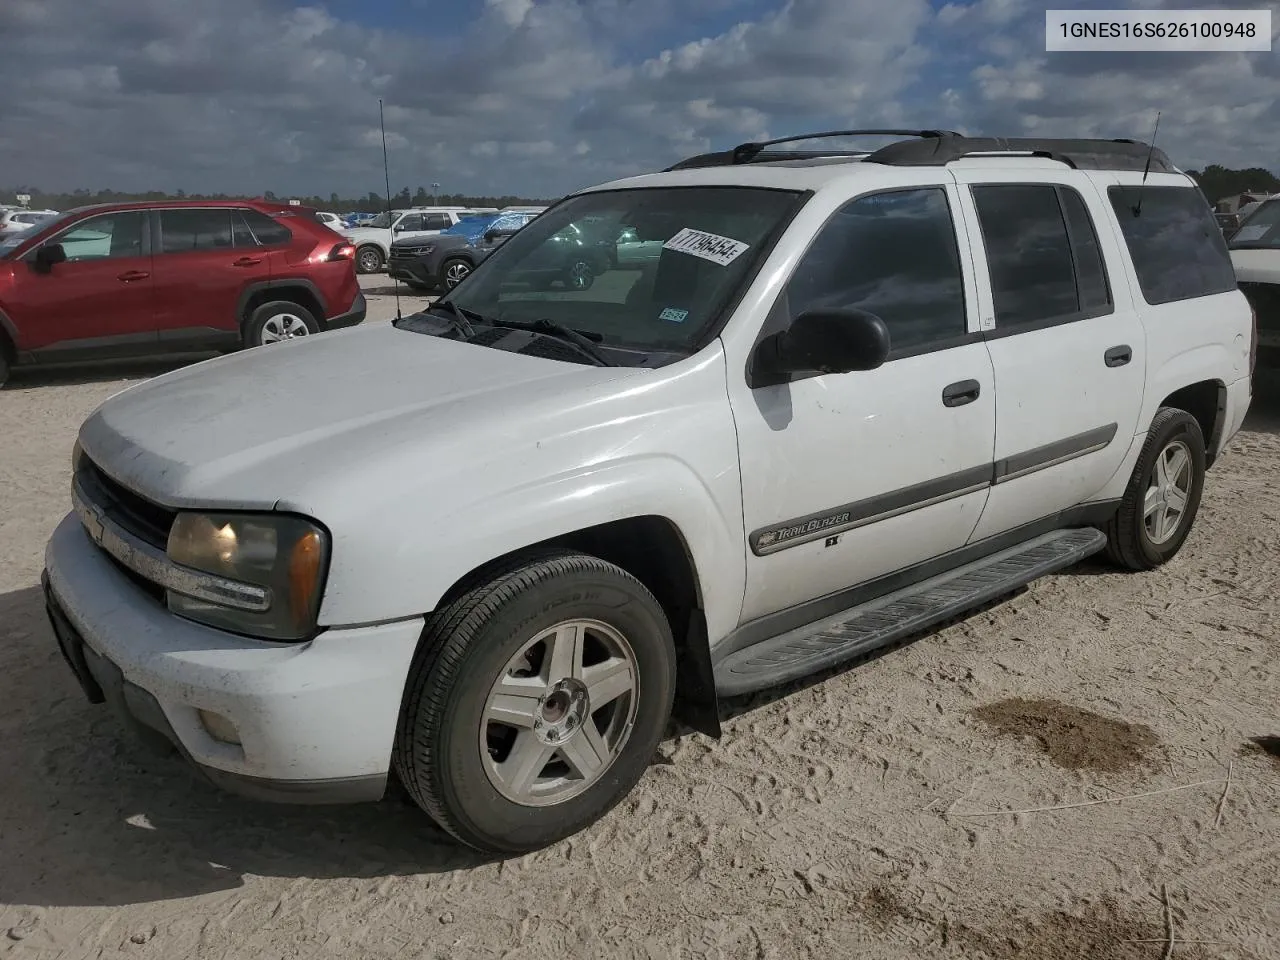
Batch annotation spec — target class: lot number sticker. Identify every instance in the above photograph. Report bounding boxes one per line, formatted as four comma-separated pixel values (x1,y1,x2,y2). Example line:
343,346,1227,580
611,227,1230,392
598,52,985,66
663,228,750,266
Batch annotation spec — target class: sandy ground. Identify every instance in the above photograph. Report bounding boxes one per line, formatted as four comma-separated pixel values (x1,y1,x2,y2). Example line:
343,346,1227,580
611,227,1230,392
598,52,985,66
1,293,1278,959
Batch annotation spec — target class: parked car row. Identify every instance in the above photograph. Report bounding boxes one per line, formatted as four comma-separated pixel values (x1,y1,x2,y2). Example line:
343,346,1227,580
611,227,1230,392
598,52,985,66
0,199,364,386
0,207,60,238
341,206,506,275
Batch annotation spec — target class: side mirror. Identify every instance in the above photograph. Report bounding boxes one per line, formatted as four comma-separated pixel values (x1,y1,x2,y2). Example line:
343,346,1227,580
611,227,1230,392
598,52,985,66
751,308,890,387
483,229,499,242
33,243,67,273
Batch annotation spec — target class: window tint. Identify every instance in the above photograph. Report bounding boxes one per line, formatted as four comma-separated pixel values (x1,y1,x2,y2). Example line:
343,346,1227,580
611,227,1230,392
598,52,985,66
160,209,233,253
1107,185,1237,304
423,213,453,230
1060,188,1111,311
55,212,146,261
240,209,292,246
972,185,1078,328
784,188,967,352
232,211,258,247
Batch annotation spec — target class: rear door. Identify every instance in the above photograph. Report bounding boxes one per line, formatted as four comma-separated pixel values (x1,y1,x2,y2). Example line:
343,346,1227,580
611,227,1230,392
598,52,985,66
7,210,156,356
151,207,273,349
951,170,1147,541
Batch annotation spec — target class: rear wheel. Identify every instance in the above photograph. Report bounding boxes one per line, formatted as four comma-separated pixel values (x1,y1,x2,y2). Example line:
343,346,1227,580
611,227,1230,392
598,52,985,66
0,340,10,388
245,301,320,347
564,259,594,291
356,245,384,274
393,550,676,854
1105,407,1206,570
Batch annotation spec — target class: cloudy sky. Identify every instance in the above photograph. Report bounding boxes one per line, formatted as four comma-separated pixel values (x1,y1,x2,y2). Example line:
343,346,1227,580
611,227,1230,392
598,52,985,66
0,0,1276,200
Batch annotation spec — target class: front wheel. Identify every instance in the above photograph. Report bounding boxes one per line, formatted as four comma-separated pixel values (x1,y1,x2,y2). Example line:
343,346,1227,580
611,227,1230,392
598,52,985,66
393,550,676,854
1105,407,1207,570
355,245,384,274
441,257,472,290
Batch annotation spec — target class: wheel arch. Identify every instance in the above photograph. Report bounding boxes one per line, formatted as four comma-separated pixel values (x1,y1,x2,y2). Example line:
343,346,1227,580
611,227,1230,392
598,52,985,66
430,514,721,738
1158,379,1227,468
237,280,326,336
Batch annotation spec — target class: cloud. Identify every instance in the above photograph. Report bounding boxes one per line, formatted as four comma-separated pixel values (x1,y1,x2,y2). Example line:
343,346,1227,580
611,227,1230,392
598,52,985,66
0,0,1273,201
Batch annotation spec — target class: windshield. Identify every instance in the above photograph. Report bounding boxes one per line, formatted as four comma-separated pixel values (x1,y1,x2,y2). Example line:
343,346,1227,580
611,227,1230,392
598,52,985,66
441,186,803,353
363,211,396,229
0,209,81,258
1228,199,1280,250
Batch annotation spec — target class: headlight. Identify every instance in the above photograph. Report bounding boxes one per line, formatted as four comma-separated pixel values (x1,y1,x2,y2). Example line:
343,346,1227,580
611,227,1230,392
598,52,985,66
166,512,330,641
420,244,435,255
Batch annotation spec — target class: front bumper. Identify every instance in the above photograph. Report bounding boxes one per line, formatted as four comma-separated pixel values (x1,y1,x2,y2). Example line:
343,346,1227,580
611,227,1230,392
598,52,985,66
43,512,424,804
324,290,366,331
387,257,437,286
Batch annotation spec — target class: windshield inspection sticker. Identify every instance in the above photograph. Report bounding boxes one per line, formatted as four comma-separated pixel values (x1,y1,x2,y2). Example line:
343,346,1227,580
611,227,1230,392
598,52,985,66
663,228,750,266
659,307,689,323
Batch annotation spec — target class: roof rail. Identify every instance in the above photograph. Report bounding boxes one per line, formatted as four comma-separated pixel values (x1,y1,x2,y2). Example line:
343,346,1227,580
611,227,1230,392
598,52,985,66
864,135,1175,172
664,129,962,171
664,130,1177,174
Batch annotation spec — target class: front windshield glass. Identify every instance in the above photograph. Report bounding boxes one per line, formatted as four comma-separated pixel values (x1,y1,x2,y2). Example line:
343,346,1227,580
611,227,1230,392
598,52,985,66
365,211,394,229
442,186,803,351
0,209,79,258
1228,199,1280,250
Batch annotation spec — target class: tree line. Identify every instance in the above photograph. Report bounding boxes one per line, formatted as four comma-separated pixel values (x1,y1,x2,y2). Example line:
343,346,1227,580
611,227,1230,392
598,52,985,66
0,185,556,214
3,165,1277,214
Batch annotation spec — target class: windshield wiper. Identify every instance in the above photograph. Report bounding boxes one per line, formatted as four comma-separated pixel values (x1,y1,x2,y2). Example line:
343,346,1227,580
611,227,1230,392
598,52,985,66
428,299,485,339
492,317,616,367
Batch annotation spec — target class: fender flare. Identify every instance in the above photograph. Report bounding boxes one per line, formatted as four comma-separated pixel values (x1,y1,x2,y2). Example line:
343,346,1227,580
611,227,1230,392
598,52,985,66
235,278,328,324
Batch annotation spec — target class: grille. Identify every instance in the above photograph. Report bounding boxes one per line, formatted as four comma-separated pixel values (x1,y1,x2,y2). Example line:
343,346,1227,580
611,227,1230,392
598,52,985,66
390,245,431,260
75,456,176,551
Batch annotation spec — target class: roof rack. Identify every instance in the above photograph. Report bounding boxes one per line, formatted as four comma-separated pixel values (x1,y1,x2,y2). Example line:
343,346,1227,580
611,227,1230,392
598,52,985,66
664,129,961,171
665,130,1176,174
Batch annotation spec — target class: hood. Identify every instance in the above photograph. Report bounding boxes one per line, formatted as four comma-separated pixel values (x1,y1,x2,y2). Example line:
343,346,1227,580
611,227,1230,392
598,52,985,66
1231,249,1280,284
342,226,391,242
77,322,647,512
392,234,469,251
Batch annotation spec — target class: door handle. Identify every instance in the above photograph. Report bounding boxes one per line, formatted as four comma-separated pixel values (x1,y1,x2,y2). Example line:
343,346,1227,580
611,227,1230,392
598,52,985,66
942,379,981,407
233,257,264,267
1104,345,1132,367
116,270,149,282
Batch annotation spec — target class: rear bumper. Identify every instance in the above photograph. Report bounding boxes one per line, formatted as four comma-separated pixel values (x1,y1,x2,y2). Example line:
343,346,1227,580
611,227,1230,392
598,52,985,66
324,290,366,331
42,513,425,804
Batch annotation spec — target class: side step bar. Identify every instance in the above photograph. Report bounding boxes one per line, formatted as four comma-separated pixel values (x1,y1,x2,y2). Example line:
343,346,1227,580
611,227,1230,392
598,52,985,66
713,528,1108,697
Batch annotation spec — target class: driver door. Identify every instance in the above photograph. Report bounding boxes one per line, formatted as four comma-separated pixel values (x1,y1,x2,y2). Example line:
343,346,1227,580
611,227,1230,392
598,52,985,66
726,184,997,623
9,210,157,356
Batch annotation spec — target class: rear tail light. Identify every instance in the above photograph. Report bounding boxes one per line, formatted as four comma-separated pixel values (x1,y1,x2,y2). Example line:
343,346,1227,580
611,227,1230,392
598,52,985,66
326,243,355,262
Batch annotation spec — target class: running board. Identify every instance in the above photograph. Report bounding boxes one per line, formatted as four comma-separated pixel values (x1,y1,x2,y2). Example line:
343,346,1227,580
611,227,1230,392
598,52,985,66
713,528,1107,697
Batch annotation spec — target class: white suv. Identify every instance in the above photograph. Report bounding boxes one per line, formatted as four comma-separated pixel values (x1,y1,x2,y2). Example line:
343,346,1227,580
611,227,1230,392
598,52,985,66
343,207,488,274
43,131,1254,854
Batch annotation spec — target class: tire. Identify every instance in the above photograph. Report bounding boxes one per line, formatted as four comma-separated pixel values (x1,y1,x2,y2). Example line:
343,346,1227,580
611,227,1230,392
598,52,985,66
440,257,472,290
1105,406,1206,571
564,259,595,291
393,549,676,854
355,245,384,274
244,300,320,347
0,343,10,389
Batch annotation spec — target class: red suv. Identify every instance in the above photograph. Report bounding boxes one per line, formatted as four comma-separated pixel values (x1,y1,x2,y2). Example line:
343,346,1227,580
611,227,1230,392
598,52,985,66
0,199,364,386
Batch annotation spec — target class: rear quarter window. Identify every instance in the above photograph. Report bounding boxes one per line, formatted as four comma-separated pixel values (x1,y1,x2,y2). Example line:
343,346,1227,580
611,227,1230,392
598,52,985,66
240,209,293,246
1106,185,1238,305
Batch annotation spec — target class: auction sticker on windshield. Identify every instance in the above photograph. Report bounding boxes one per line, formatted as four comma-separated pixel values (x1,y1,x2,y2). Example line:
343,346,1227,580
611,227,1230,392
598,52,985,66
663,228,750,266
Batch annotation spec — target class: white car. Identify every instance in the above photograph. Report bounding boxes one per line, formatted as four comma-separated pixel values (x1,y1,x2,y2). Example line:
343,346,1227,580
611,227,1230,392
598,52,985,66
44,130,1253,855
314,211,345,231
1228,196,1280,353
343,207,487,274
0,208,58,236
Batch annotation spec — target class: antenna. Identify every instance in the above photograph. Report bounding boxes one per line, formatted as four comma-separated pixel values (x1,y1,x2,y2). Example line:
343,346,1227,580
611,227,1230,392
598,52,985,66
379,97,403,321
1132,111,1161,217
